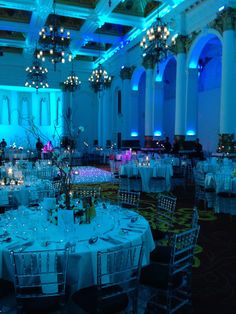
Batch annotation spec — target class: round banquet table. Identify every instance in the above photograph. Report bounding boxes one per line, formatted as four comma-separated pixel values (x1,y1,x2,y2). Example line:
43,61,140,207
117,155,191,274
0,204,155,293
120,163,173,192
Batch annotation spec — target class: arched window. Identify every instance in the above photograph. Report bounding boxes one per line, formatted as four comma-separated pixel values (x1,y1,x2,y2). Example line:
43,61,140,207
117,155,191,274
56,97,62,126
40,97,50,126
19,97,30,125
1,96,10,124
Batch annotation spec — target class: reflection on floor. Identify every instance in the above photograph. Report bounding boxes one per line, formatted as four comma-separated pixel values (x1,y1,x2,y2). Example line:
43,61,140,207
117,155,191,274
72,166,112,184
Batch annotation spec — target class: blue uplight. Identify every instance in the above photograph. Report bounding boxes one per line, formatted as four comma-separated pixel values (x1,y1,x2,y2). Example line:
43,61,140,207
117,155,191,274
186,130,196,136
189,61,198,69
131,131,138,137
132,84,138,91
154,130,162,137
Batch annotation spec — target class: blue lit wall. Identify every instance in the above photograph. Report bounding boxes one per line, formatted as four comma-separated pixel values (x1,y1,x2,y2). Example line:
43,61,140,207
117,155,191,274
0,87,63,148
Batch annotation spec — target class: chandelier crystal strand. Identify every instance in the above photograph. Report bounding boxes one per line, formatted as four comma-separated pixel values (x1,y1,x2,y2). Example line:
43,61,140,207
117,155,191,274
88,63,112,93
25,58,49,93
37,1,72,70
140,17,170,63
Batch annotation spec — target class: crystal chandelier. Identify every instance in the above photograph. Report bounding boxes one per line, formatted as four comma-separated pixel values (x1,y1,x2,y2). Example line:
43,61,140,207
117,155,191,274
140,17,170,63
37,0,72,70
64,70,81,92
25,58,49,93
88,63,112,93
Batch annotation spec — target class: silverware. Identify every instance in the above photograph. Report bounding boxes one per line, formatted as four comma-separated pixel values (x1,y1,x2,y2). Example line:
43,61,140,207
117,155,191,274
121,228,143,233
100,236,122,244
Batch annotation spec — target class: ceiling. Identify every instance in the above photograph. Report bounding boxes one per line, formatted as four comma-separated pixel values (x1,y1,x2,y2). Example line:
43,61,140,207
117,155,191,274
0,0,216,67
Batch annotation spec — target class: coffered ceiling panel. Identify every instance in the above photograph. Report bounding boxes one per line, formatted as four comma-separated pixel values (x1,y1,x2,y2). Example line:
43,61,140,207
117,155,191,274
0,0,205,65
0,8,31,23
81,41,112,51
113,0,161,17
46,14,85,31
55,0,98,9
0,30,25,40
95,23,132,37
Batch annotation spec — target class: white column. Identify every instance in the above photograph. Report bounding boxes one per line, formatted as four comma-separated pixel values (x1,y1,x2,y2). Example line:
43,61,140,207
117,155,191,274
62,92,70,136
103,89,111,146
98,93,104,146
121,78,132,139
144,68,155,136
186,68,198,136
98,90,111,147
154,81,164,135
130,90,139,135
175,52,187,136
220,28,236,134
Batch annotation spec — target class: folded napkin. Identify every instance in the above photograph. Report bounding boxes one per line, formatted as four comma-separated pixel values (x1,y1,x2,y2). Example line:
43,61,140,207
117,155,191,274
121,227,143,234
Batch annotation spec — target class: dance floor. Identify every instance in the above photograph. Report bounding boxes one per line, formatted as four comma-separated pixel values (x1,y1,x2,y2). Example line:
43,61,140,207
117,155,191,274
71,166,112,184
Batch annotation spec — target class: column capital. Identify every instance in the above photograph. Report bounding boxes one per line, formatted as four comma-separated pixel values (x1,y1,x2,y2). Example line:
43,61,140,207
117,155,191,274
120,66,136,80
209,7,236,34
170,35,188,54
142,55,156,69
185,30,201,52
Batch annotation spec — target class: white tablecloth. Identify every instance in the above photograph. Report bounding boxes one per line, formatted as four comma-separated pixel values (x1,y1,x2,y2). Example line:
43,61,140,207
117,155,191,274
0,180,54,206
0,204,155,292
120,163,173,192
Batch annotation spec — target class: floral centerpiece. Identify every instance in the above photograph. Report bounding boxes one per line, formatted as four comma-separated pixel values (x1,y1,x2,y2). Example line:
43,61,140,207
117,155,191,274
48,194,96,225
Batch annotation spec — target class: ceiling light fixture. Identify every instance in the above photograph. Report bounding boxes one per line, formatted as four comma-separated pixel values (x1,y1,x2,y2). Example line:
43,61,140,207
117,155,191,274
37,0,72,70
25,57,49,93
140,17,170,63
63,61,81,92
88,63,112,93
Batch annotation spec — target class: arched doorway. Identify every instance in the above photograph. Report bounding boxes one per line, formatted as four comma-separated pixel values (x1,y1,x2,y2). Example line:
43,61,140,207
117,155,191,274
188,31,222,153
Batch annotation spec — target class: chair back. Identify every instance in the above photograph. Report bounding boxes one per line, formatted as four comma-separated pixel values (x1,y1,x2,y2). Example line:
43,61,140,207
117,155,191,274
118,190,140,209
52,179,63,193
156,194,177,229
74,186,101,199
193,169,205,187
97,243,144,308
191,207,199,228
10,248,69,299
170,226,200,276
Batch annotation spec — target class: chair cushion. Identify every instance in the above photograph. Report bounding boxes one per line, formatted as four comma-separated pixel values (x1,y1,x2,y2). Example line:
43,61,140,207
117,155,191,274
72,285,129,314
150,245,171,264
140,263,183,289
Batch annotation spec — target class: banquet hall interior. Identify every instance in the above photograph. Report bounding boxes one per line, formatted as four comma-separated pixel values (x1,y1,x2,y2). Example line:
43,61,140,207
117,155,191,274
0,0,236,313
